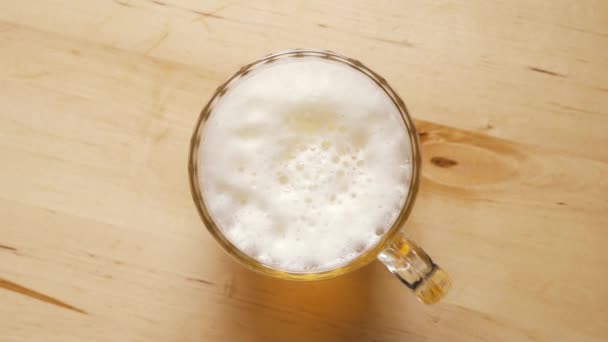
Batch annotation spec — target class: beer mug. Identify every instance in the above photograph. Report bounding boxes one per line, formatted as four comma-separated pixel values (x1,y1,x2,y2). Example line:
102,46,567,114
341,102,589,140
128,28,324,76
188,49,450,304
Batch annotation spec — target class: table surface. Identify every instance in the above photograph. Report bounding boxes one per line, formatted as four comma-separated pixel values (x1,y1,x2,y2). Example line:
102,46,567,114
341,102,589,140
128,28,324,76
1,1,607,341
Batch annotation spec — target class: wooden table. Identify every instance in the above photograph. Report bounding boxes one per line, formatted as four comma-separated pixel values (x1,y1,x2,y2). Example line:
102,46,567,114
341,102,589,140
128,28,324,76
1,1,607,341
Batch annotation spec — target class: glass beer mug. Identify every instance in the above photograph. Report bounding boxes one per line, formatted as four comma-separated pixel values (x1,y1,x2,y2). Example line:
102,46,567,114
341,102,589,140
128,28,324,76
188,49,450,304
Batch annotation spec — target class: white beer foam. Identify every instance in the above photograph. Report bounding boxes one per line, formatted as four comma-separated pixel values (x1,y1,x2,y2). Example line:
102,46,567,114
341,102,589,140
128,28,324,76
198,57,412,272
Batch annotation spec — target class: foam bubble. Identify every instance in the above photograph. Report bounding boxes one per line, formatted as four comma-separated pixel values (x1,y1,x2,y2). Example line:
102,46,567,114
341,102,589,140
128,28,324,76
198,56,411,273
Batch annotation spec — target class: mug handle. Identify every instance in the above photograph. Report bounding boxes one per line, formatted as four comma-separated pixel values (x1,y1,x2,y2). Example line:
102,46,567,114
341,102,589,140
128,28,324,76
378,231,451,304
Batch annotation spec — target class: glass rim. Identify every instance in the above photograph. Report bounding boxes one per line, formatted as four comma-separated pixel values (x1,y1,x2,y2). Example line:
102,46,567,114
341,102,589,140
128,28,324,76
188,49,421,280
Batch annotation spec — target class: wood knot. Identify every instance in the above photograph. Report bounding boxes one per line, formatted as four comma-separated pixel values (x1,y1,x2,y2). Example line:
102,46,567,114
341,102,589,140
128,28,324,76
430,156,458,168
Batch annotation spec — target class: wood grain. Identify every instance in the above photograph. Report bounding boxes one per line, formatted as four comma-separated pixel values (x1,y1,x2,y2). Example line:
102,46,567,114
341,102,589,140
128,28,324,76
0,278,87,315
1,1,607,341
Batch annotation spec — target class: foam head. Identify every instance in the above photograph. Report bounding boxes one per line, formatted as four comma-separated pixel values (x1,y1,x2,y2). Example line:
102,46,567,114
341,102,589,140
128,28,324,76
197,55,412,272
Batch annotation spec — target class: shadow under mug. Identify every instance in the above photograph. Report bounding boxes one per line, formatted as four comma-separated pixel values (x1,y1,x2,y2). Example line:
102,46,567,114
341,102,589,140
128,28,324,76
188,49,451,304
